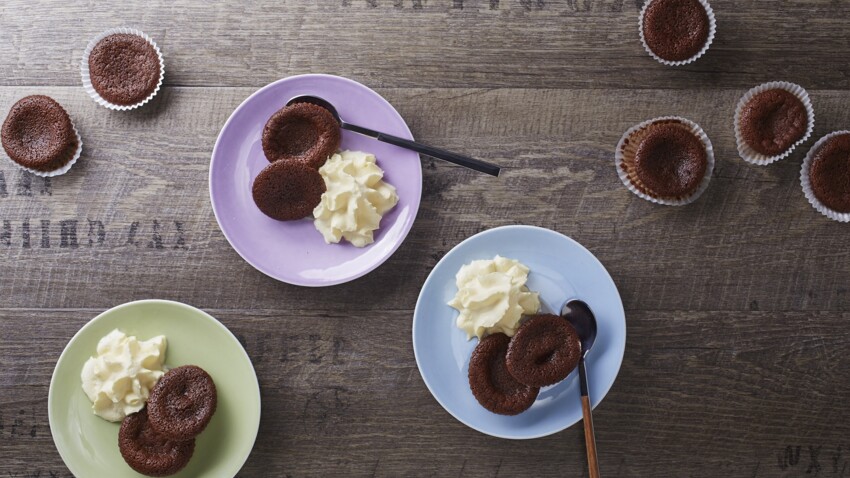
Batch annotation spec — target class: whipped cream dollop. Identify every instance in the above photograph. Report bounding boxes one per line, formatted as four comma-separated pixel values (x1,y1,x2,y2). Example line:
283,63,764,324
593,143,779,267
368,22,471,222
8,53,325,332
80,329,167,422
448,255,541,340
313,150,398,247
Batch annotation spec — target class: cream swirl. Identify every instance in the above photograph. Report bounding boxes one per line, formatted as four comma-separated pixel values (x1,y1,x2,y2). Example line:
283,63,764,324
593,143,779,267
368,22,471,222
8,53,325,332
80,329,167,422
448,256,541,340
313,150,398,247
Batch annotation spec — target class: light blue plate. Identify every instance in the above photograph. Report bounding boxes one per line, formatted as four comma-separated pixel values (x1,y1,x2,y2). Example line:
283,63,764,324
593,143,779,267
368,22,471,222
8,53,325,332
413,225,626,439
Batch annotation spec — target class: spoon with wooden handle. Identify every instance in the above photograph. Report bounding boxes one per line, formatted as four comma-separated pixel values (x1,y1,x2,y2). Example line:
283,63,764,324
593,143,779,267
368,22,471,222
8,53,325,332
562,299,600,478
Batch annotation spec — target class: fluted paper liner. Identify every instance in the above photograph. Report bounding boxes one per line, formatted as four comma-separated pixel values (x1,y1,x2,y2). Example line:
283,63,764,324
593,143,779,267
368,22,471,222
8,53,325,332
734,81,815,166
81,27,164,111
639,0,716,66
616,116,715,206
800,130,850,223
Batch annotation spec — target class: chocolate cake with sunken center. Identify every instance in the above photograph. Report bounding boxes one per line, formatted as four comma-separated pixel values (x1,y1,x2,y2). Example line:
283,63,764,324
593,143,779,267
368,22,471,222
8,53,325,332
506,314,581,388
118,407,195,477
739,88,807,157
468,333,539,416
633,122,708,199
809,133,850,213
1,95,78,172
146,365,217,441
262,102,341,169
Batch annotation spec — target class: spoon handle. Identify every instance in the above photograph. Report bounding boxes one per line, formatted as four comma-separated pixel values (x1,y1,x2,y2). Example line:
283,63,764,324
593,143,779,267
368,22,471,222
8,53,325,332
579,358,601,478
340,123,501,176
377,133,501,176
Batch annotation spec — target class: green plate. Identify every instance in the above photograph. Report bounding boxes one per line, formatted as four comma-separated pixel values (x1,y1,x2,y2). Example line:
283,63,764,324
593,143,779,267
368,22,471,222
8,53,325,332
48,300,261,478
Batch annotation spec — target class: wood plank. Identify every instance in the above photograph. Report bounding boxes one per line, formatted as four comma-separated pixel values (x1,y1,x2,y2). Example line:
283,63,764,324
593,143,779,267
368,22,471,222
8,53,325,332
2,0,850,89
0,86,848,312
1,308,847,477
4,1,850,477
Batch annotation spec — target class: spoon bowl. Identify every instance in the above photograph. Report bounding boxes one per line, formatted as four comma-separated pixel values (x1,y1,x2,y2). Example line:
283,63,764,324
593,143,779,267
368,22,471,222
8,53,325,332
561,299,598,356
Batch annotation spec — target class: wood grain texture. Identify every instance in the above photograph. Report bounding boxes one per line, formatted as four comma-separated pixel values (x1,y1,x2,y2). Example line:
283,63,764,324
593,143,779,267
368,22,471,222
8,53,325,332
1,309,849,477
2,1,850,89
2,0,850,476
0,87,848,313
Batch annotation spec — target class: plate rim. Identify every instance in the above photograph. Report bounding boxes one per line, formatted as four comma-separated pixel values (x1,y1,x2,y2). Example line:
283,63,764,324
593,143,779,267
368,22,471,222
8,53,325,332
412,224,626,439
47,299,261,477
208,73,423,287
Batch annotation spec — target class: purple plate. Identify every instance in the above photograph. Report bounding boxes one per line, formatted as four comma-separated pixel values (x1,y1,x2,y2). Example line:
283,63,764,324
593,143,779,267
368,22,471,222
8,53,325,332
210,74,422,286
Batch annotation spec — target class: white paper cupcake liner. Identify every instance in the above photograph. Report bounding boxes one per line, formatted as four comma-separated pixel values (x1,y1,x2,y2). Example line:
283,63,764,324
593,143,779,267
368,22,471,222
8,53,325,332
616,116,715,206
800,130,850,223
734,81,815,166
81,27,164,111
639,0,716,66
6,124,82,177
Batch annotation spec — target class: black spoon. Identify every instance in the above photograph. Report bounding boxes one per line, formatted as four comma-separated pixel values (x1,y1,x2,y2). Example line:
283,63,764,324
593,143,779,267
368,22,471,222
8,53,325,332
561,299,600,478
286,95,501,177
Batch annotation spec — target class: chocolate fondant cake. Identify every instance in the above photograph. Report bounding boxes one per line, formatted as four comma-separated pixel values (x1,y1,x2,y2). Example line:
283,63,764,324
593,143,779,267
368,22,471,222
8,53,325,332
506,314,582,388
147,366,217,441
642,0,710,62
252,160,326,221
468,333,539,416
118,407,195,477
633,122,708,198
1,95,78,172
739,88,807,157
88,33,161,106
262,102,340,168
809,133,850,213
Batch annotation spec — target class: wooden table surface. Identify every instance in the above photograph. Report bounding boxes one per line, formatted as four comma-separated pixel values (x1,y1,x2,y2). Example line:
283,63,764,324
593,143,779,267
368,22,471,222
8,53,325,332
1,1,849,477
